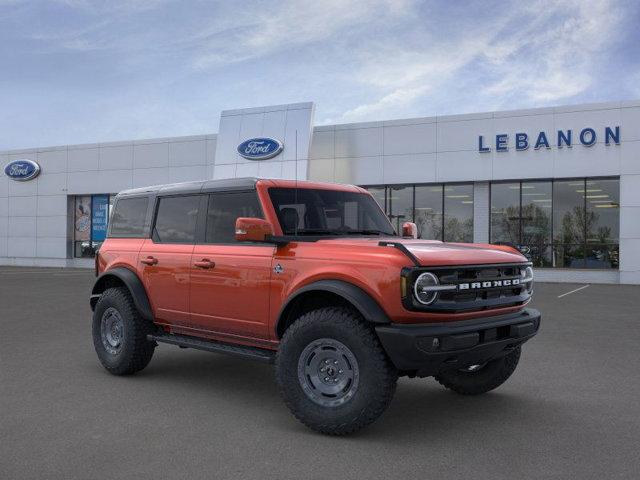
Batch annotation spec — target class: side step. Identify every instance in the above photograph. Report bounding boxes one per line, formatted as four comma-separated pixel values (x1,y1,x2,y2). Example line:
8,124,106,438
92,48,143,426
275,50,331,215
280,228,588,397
147,333,276,364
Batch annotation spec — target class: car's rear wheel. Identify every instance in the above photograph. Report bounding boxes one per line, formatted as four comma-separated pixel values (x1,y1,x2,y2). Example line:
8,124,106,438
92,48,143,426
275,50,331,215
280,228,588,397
275,307,397,435
92,287,155,375
435,347,521,395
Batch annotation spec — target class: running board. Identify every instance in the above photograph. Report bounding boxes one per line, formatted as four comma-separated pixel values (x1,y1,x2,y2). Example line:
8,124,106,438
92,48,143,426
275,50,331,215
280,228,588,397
147,333,276,364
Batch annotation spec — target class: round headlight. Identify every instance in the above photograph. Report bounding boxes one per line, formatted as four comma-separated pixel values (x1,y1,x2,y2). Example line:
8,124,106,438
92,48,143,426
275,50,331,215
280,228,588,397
521,266,534,293
414,272,440,305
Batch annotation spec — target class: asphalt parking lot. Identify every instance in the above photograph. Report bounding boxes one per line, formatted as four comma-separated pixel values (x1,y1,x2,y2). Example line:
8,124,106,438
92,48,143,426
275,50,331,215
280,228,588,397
1,268,639,480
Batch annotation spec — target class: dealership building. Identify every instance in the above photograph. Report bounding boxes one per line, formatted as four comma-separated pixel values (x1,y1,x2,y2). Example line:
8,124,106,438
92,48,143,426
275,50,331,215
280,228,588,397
1,100,639,284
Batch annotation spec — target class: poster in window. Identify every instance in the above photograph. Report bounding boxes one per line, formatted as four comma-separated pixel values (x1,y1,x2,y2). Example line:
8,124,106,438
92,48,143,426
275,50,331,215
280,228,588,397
91,195,109,242
75,196,91,241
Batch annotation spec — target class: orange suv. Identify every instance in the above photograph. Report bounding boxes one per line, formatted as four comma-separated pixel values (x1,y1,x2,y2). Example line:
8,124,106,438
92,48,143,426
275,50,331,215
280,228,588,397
91,178,540,435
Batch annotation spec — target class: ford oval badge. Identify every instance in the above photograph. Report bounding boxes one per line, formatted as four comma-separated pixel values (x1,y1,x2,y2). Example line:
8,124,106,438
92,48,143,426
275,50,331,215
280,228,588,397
237,137,283,160
4,159,41,181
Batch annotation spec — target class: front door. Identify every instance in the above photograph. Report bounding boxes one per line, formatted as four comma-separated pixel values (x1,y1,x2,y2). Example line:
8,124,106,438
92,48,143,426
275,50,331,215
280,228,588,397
138,194,203,326
189,192,274,341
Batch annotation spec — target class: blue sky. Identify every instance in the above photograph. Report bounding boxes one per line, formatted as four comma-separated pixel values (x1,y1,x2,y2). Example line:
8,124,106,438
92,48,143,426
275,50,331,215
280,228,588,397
1,0,639,150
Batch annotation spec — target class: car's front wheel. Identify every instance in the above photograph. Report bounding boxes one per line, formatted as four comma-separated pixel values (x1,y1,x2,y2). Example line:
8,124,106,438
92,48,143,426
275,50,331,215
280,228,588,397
92,287,156,375
275,307,397,435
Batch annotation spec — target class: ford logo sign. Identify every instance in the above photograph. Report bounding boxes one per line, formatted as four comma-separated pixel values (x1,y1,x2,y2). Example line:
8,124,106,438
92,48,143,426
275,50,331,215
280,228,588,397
4,159,41,181
237,137,283,160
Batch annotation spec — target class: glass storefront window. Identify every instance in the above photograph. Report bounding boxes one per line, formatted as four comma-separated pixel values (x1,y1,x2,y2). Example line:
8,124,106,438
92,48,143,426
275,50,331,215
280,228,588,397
74,196,93,258
489,178,620,269
521,181,552,267
490,183,520,245
414,185,442,240
73,194,114,258
585,179,619,242
388,186,413,233
585,178,619,269
553,180,586,245
444,184,473,242
364,183,474,242
553,180,586,267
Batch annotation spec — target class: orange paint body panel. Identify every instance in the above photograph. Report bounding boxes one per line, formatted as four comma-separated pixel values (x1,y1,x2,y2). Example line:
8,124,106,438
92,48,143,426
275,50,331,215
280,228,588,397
138,239,194,325
189,243,274,341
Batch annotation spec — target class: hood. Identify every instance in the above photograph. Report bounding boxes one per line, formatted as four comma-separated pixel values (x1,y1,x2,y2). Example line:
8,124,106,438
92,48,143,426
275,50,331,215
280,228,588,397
315,237,527,266
395,239,527,266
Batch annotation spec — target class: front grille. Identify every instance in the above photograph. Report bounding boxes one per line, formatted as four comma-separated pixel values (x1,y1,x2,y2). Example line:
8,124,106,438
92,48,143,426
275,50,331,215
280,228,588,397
405,263,532,313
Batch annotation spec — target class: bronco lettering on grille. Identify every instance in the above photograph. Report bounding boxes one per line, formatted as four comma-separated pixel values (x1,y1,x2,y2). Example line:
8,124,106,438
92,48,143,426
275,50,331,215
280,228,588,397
458,278,521,290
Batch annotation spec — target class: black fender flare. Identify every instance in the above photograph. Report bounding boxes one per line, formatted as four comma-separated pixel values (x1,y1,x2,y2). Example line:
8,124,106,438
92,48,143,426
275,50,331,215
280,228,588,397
90,267,154,321
276,280,390,337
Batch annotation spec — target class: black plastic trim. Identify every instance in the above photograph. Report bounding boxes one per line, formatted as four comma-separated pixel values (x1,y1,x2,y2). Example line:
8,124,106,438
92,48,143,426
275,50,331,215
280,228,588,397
375,308,541,376
90,267,154,321
401,262,533,313
276,279,390,337
406,261,532,270
378,241,420,265
148,332,275,363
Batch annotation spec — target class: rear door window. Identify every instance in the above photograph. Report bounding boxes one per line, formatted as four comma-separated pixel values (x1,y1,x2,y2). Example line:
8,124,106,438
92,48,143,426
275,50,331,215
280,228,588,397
153,195,201,244
109,197,149,237
205,192,262,244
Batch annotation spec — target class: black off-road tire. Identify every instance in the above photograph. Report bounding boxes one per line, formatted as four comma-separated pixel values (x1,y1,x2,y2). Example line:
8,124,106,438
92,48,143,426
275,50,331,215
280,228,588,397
92,287,156,375
275,307,398,435
435,347,521,395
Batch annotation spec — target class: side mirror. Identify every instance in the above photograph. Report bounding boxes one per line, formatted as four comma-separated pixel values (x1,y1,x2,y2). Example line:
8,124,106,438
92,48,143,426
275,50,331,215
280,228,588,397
235,217,274,242
402,222,418,239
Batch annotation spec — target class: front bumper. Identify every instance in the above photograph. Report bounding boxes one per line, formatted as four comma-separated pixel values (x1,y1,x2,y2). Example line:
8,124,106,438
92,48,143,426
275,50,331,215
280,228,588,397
375,308,541,377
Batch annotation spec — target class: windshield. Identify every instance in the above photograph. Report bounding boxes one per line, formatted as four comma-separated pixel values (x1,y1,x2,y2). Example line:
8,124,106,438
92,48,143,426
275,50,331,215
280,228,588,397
268,187,396,236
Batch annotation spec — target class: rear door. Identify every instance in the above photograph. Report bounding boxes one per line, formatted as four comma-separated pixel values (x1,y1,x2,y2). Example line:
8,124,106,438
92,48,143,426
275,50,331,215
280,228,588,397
189,191,274,340
139,194,204,326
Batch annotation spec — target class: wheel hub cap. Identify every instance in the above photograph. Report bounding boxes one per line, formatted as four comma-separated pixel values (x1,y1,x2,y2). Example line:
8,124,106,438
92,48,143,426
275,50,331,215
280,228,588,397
101,307,124,355
297,338,359,407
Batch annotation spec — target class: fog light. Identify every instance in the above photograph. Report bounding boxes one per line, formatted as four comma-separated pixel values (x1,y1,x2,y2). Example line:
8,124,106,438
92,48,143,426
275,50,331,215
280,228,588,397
417,336,441,352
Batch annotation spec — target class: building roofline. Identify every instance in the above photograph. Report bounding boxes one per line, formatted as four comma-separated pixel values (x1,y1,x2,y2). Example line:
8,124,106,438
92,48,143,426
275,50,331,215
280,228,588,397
317,98,640,131
2,98,638,154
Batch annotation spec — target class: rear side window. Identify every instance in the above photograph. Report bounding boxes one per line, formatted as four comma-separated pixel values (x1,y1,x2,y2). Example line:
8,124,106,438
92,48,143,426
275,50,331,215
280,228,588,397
153,195,201,244
205,192,262,243
109,197,149,237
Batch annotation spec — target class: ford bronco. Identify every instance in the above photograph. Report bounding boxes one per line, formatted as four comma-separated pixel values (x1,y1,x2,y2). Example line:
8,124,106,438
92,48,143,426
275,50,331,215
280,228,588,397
90,178,540,435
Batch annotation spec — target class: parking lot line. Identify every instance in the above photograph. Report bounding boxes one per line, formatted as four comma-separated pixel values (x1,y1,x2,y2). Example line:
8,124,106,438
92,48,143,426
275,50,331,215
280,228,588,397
557,284,590,298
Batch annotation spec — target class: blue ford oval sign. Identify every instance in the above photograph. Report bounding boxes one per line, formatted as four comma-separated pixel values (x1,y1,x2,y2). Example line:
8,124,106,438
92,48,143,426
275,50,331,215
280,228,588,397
237,137,283,160
4,159,41,181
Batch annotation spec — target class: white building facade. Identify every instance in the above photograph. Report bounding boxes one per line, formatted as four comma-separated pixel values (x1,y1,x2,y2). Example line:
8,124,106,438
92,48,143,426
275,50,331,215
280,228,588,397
1,100,639,284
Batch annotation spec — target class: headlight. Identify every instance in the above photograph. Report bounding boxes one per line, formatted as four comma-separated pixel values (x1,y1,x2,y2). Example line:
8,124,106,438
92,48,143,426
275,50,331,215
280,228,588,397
521,266,534,293
413,272,440,305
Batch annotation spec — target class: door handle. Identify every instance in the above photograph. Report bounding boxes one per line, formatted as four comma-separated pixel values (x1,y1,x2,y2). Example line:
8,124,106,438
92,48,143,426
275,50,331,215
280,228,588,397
140,256,158,266
194,259,215,269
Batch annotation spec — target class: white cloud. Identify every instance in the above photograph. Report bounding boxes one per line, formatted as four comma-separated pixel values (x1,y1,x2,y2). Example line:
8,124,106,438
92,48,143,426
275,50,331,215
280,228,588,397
339,85,429,121
482,0,621,104
190,0,414,69
337,35,494,121
0,0,634,149
334,0,625,122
